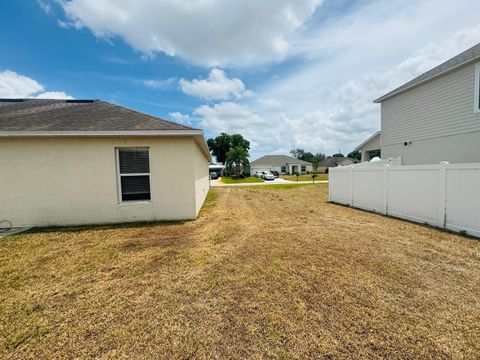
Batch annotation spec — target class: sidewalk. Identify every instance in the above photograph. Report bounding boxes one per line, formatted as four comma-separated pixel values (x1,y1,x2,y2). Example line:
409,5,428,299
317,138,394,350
211,178,328,187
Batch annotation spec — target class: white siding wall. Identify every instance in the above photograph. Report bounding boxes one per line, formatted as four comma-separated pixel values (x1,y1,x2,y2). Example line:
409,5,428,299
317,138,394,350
381,62,480,164
0,136,207,227
382,131,480,165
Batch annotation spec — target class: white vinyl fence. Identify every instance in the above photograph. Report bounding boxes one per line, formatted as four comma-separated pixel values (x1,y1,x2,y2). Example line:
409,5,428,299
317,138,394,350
329,162,480,238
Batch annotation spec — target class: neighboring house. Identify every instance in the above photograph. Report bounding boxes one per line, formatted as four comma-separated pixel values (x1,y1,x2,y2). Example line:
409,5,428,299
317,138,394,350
317,157,354,173
209,163,225,176
0,99,211,227
250,155,313,175
353,131,381,162
373,42,480,165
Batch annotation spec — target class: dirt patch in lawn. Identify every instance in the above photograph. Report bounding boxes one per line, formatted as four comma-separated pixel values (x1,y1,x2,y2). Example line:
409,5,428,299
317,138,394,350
1,185,479,359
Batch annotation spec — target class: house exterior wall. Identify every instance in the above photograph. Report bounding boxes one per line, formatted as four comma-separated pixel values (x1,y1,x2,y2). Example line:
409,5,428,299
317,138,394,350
0,136,208,227
250,164,312,175
194,142,210,215
380,62,480,164
382,130,480,165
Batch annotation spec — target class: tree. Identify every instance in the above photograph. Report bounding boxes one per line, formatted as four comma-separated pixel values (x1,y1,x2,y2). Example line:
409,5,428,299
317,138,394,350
348,150,361,162
311,153,326,172
290,149,305,159
230,134,250,150
314,153,326,162
207,133,250,164
332,153,344,158
226,146,250,177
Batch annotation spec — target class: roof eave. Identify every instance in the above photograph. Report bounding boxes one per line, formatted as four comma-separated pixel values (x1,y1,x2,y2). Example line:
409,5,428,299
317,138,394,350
0,130,203,137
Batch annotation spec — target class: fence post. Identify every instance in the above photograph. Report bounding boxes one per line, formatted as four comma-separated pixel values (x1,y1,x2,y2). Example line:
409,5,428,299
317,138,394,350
383,166,389,215
328,170,332,202
437,164,447,228
349,166,354,206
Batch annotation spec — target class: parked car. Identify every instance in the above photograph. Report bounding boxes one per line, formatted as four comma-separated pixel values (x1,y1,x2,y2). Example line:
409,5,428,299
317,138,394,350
210,171,219,180
270,170,279,178
261,171,275,181
254,171,264,178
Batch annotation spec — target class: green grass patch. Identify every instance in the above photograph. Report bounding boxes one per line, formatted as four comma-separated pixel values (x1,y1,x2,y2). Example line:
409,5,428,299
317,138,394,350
281,174,329,182
220,176,264,184
211,233,225,244
204,189,219,206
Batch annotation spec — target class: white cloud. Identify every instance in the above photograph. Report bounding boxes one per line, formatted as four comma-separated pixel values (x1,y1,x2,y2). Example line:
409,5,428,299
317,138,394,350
194,19,480,158
35,91,73,99
143,77,177,90
194,102,272,149
0,70,44,98
236,0,480,157
169,111,191,124
179,68,252,100
59,0,322,66
0,70,73,99
56,0,480,158
37,0,52,14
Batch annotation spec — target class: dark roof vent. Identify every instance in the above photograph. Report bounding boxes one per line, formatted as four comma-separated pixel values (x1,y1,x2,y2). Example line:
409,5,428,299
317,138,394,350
65,99,96,103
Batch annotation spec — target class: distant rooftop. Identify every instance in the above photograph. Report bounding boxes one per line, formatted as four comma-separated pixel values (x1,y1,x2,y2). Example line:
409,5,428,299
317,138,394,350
317,157,353,167
0,99,194,132
374,42,480,103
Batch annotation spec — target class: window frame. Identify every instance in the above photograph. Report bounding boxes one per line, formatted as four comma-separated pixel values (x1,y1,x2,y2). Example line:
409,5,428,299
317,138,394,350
115,147,152,204
475,62,480,113
301,165,306,172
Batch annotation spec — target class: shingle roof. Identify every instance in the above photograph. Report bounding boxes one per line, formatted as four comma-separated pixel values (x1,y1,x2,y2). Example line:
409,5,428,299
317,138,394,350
317,157,353,167
0,99,194,132
250,155,312,166
374,42,480,103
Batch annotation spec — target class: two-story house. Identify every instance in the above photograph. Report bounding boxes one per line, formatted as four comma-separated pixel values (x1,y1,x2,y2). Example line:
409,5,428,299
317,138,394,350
358,43,480,165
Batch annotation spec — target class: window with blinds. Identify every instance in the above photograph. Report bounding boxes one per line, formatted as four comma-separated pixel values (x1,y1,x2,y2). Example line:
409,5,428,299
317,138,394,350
117,148,151,202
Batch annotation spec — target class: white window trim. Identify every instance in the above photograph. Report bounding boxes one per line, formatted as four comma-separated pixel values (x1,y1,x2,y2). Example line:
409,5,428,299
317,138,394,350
115,147,152,204
474,62,480,113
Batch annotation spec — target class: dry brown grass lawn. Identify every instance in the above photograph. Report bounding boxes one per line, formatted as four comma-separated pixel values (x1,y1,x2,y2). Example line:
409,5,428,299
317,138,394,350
1,185,479,359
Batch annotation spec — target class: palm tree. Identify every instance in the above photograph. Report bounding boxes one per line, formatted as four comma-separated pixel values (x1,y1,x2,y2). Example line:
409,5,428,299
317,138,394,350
226,146,249,177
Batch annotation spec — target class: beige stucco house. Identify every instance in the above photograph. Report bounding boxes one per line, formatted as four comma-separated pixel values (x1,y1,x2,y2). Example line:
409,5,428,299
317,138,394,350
371,42,480,165
0,99,211,227
249,155,313,175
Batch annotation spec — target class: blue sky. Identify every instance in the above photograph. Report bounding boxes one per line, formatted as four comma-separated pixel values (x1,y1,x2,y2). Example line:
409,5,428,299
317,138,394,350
1,0,479,159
